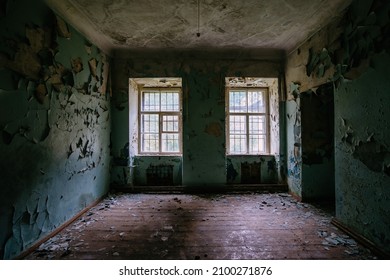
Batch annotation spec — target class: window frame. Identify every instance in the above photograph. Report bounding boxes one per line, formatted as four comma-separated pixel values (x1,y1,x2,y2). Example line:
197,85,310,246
226,87,270,155
138,87,183,155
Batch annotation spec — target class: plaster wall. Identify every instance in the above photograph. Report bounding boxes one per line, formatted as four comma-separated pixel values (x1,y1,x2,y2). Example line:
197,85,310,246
335,52,390,254
0,0,111,259
111,52,284,188
286,98,302,198
285,0,390,253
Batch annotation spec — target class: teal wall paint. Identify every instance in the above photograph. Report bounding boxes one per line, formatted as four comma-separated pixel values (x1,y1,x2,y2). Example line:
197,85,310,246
301,86,335,201
0,0,111,259
285,0,390,253
335,52,390,254
286,97,302,198
227,155,278,184
110,90,131,186
133,156,182,186
182,68,226,186
111,53,284,188
286,90,335,201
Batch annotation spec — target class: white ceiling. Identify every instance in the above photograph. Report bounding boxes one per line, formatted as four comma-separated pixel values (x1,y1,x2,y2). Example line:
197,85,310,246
45,0,352,55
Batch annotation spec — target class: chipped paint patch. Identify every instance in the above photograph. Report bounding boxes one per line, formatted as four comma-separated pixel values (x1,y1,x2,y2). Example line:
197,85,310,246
0,0,111,259
204,122,222,137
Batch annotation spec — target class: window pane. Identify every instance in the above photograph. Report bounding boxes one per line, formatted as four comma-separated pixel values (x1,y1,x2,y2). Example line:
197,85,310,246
248,90,265,113
249,135,266,153
162,115,179,132
161,91,179,112
142,133,159,152
229,91,247,113
142,91,160,111
162,133,179,152
249,115,266,134
141,114,159,133
229,135,246,154
229,115,246,134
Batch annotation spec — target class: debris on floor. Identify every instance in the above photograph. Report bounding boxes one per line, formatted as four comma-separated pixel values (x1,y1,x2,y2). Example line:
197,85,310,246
24,192,377,260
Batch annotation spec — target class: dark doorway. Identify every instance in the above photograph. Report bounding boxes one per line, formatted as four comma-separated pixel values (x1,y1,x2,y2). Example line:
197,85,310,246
301,83,335,213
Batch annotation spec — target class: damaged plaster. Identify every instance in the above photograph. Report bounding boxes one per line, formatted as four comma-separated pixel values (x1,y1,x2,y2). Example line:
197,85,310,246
285,0,390,254
0,0,111,259
111,52,284,188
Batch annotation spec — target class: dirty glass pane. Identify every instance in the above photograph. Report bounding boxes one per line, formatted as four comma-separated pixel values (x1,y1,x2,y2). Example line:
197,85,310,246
249,135,266,153
161,91,179,111
141,114,159,133
162,115,179,132
162,133,179,152
229,115,246,134
249,115,266,134
229,91,247,113
248,90,265,113
141,133,159,152
229,134,247,154
142,91,160,111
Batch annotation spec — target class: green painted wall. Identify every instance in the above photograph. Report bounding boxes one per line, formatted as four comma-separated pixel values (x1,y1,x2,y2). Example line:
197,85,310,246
285,0,390,253
110,90,131,186
301,86,335,201
0,0,111,259
182,68,226,186
286,97,302,198
227,155,278,184
335,52,390,254
111,52,284,188
133,156,182,186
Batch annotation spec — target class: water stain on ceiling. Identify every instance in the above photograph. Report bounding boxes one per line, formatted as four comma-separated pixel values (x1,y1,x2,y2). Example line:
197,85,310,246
44,0,352,55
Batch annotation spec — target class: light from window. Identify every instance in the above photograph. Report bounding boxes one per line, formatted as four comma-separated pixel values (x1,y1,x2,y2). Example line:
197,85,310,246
140,89,181,154
227,89,269,154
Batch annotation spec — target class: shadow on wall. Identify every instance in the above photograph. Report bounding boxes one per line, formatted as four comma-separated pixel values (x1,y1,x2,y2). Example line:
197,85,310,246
0,0,111,259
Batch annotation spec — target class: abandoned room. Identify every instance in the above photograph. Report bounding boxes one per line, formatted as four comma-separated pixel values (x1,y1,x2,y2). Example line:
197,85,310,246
0,0,389,260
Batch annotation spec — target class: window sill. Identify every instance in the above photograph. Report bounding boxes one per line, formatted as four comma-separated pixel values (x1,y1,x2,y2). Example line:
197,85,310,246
136,154,182,157
226,153,274,157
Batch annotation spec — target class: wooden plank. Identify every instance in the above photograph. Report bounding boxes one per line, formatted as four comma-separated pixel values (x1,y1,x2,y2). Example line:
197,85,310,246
23,193,377,260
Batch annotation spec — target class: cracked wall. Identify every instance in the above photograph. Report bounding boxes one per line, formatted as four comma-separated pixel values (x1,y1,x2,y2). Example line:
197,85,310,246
335,51,390,254
286,92,302,198
111,51,284,188
285,0,390,254
0,0,111,259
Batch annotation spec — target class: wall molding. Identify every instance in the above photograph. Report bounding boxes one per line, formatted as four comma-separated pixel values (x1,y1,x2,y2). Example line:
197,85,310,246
14,195,106,260
332,218,390,259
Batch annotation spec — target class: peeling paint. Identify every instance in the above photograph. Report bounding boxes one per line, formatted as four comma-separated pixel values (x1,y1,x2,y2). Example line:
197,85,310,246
204,122,222,137
352,138,389,175
0,0,111,259
55,15,71,38
133,157,182,186
71,57,83,73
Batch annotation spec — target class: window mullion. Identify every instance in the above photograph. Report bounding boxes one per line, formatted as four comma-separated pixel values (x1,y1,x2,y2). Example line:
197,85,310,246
246,90,249,155
246,114,249,154
159,113,162,153
158,91,162,153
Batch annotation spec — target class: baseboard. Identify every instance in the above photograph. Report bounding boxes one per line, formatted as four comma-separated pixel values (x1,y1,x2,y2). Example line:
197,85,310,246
111,183,288,194
331,218,390,259
14,195,105,260
288,191,302,202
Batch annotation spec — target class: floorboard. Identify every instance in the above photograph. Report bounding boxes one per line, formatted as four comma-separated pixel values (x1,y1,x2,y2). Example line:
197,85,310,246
23,192,377,260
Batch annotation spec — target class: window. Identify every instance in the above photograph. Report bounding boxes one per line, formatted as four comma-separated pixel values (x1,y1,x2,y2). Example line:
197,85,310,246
227,88,269,154
139,88,182,154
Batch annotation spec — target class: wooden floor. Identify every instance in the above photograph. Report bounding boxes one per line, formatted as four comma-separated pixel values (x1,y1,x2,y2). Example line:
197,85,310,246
24,192,376,260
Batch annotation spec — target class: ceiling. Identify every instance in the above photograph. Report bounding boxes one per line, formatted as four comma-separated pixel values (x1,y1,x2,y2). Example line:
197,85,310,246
45,0,352,55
